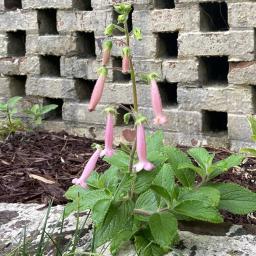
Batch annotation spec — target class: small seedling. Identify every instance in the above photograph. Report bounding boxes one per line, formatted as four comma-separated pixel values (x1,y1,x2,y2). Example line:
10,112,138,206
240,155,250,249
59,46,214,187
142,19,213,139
25,104,58,127
0,96,25,138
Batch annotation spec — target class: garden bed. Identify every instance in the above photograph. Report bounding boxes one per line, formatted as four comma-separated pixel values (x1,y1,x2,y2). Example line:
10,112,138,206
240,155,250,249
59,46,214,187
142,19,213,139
0,131,256,226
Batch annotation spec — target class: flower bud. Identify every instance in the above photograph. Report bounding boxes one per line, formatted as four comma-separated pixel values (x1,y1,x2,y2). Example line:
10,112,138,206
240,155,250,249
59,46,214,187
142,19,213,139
102,40,112,66
72,147,102,189
88,67,108,112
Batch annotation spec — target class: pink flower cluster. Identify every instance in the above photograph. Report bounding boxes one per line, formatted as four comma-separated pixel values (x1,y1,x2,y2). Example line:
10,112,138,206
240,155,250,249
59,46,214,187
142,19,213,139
73,41,169,188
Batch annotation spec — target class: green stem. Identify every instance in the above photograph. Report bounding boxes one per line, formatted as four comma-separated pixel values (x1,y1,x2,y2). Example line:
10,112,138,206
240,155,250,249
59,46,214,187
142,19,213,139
6,107,13,127
124,22,138,174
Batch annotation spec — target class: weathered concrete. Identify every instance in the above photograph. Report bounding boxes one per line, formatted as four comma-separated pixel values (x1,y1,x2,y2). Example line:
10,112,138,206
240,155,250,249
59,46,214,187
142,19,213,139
1,203,256,256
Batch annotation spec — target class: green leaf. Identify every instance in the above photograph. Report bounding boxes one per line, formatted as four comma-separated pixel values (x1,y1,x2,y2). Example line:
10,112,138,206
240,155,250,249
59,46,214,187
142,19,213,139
153,164,175,196
178,186,220,207
135,190,158,221
100,166,120,191
114,173,133,201
0,103,7,111
110,230,133,256
149,212,178,248
135,236,165,256
92,199,111,226
212,183,256,214
133,27,143,41
163,146,195,187
7,96,22,107
104,150,130,171
248,116,256,141
240,148,256,157
147,131,165,162
94,201,134,247
178,162,206,178
135,170,158,194
64,186,110,217
151,185,172,204
188,147,214,172
173,200,223,223
209,154,244,180
41,104,58,114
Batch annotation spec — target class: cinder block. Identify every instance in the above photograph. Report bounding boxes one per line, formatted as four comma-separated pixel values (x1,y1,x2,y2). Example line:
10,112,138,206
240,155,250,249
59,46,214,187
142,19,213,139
23,0,72,9
57,10,112,35
151,4,199,32
178,31,255,61
228,114,251,142
0,10,37,32
0,77,11,96
0,34,8,57
0,56,40,75
132,35,158,58
63,102,106,124
133,59,163,81
230,140,256,153
26,77,76,99
163,59,199,83
178,85,255,114
228,62,256,85
101,82,133,105
26,35,78,56
229,3,256,28
60,56,107,81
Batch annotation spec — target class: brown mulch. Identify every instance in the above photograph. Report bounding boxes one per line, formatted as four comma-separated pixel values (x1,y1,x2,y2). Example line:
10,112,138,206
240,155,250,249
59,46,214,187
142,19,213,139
0,131,109,205
0,131,256,225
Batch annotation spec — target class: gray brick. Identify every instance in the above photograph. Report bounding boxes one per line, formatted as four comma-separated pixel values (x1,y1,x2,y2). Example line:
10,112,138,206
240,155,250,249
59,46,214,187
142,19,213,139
23,0,72,9
178,31,255,61
26,77,76,99
228,62,256,85
229,3,256,28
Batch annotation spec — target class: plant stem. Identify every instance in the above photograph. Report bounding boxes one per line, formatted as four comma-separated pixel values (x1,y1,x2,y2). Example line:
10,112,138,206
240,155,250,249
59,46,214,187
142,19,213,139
124,22,138,176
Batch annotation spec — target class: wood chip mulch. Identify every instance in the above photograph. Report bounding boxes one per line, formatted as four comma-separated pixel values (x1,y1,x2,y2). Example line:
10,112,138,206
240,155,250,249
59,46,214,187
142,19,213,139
0,131,256,225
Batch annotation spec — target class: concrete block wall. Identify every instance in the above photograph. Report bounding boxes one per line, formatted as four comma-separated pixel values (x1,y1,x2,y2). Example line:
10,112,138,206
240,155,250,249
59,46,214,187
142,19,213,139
0,0,255,151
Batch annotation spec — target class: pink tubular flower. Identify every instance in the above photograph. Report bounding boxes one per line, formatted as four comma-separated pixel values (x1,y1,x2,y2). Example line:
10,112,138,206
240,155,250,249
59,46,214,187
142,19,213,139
150,79,167,125
122,47,130,74
102,40,112,66
100,107,116,157
134,121,155,173
88,67,108,112
72,147,101,188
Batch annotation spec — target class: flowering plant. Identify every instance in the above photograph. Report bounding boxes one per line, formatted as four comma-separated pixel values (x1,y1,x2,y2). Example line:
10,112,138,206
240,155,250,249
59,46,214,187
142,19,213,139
65,3,256,255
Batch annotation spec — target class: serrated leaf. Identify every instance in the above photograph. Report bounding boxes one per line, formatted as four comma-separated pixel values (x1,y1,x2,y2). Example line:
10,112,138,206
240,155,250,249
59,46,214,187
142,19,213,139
149,212,178,248
178,186,220,207
100,166,119,191
135,190,158,221
64,186,110,217
188,147,214,172
114,173,133,201
110,229,133,256
104,150,130,171
151,185,172,204
178,162,206,178
94,201,134,247
248,116,256,140
134,236,165,256
163,146,195,187
41,104,58,114
147,131,165,162
212,183,256,214
240,148,256,157
135,170,158,194
0,103,7,111
92,199,111,226
153,163,175,196
209,154,243,180
7,96,22,107
173,200,223,223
